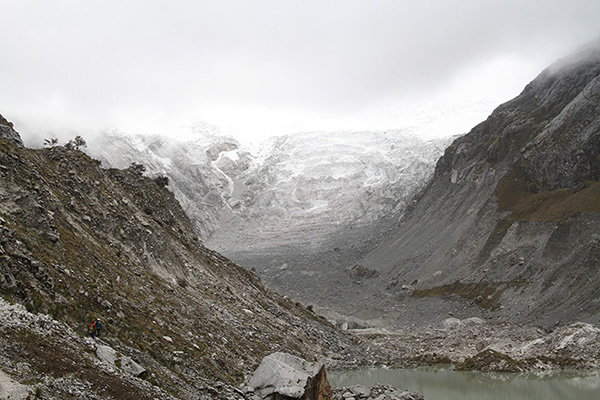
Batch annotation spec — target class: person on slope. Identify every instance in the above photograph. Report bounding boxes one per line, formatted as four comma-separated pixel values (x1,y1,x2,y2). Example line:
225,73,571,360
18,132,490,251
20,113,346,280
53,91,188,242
88,319,98,339
95,318,103,337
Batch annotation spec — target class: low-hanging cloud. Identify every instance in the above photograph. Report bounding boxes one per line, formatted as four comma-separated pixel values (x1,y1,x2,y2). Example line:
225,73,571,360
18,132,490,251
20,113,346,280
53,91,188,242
1,0,599,144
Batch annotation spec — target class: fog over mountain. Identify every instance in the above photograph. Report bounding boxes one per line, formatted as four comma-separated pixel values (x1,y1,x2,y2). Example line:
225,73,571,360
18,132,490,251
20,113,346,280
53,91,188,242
3,1,600,146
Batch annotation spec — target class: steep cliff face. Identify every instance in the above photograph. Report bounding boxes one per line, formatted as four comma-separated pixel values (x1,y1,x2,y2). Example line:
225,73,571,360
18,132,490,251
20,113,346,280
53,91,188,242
0,122,355,399
359,41,600,328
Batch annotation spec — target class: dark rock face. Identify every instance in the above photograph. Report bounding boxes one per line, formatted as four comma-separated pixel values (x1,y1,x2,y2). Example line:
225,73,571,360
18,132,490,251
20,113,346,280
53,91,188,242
302,366,332,400
358,40,600,328
0,114,23,146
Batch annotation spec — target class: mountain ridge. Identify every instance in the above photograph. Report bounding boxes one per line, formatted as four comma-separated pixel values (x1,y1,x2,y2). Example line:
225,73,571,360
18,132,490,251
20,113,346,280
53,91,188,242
0,125,363,399
355,40,600,328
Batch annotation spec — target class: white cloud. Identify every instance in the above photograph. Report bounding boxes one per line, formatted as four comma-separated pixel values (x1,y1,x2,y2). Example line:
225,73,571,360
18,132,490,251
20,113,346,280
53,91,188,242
1,0,599,145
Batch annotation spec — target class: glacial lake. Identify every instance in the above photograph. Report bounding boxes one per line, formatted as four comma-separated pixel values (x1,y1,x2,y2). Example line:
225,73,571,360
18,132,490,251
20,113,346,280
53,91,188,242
328,367,600,400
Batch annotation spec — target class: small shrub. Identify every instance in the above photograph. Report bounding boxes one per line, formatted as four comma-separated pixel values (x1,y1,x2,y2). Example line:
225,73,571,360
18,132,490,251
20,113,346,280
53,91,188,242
128,163,146,175
65,135,87,151
43,138,59,148
154,176,169,188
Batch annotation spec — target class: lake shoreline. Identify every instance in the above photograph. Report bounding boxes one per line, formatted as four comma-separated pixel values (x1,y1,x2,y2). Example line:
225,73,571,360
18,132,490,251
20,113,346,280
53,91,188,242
326,318,600,373
328,367,600,400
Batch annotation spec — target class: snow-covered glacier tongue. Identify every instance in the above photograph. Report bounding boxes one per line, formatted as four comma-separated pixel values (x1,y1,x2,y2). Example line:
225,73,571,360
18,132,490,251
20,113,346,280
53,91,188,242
88,128,451,312
205,130,451,311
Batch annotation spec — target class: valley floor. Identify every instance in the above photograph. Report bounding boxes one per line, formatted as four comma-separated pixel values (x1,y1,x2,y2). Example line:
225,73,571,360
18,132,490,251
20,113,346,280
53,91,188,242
328,317,600,373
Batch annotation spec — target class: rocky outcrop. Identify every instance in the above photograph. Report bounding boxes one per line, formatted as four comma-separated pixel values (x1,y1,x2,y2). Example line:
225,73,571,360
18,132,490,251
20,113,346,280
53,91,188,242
247,352,332,400
0,114,23,146
332,385,424,400
357,40,600,328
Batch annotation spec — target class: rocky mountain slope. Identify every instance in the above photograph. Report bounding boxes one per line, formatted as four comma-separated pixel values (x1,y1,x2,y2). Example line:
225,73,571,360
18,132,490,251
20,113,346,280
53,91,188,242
0,122,360,399
87,129,449,309
88,124,255,240
353,40,600,329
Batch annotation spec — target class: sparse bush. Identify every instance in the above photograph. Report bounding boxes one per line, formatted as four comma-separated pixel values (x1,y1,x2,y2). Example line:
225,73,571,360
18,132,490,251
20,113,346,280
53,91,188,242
65,135,87,151
154,175,169,188
128,162,146,175
43,138,59,148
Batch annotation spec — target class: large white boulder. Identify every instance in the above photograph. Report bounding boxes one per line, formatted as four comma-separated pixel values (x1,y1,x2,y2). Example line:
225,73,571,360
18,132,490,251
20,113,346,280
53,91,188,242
249,352,329,399
96,345,147,378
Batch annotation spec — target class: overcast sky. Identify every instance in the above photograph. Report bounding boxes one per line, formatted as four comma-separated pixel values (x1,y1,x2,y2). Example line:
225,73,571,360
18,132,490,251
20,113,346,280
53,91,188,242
1,0,599,145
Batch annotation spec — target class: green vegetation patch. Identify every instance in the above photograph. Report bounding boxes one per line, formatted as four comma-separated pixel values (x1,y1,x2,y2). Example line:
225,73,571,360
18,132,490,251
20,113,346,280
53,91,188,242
456,349,534,372
412,280,526,310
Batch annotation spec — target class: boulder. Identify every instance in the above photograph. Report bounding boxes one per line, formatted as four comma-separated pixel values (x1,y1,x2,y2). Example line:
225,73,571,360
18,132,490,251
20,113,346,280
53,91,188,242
249,352,332,400
96,345,147,378
0,369,31,399
442,318,461,329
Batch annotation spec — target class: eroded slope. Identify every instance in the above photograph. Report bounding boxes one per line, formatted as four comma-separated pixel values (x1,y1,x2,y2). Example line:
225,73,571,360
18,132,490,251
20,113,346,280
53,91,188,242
0,127,356,399
358,41,600,328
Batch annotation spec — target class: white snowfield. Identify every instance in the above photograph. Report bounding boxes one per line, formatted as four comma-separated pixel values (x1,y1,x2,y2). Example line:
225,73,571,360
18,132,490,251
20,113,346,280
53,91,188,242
88,128,452,252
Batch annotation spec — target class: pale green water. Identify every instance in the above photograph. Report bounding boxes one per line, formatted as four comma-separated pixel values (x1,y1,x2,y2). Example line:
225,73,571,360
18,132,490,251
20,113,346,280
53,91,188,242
328,368,600,400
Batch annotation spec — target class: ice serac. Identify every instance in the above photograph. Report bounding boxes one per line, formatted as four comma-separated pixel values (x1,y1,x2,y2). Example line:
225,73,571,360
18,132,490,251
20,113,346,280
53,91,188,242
358,40,600,328
88,128,449,310
88,124,255,240
205,131,450,309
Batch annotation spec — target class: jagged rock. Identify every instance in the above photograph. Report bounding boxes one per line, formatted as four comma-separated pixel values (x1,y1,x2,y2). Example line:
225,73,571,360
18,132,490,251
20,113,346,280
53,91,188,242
304,365,333,400
0,114,23,146
96,345,147,378
248,352,332,400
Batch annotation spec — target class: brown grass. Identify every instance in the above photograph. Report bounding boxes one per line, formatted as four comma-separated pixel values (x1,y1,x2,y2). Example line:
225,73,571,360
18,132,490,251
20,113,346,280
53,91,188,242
495,166,600,223
412,280,527,310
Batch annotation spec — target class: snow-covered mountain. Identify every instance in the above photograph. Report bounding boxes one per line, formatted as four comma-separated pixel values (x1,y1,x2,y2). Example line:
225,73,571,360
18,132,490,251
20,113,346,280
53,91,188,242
88,123,255,240
88,128,451,307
